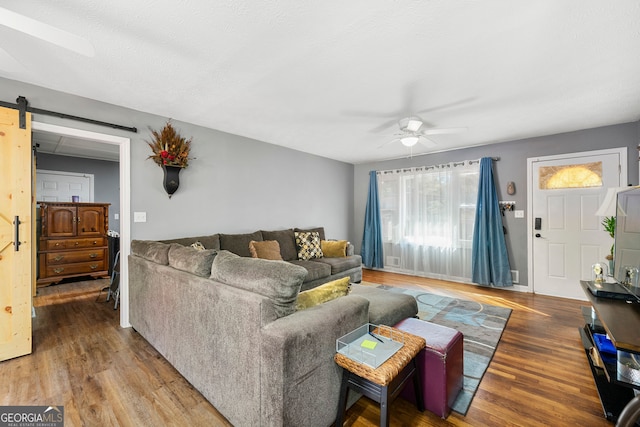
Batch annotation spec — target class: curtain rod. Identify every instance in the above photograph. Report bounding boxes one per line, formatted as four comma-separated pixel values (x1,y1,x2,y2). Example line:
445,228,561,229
376,157,500,175
0,96,138,133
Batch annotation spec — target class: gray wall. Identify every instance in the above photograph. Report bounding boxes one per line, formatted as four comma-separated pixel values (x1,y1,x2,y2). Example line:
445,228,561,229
1,77,354,241
36,153,121,233
353,122,640,287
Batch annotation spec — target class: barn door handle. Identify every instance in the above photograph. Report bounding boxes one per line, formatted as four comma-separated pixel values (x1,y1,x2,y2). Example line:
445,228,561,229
13,216,21,251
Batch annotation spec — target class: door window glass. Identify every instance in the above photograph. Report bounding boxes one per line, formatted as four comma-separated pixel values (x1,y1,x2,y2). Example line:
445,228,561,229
539,161,602,189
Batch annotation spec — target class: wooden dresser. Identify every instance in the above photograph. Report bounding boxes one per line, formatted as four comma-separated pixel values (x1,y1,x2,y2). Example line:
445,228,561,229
37,202,110,287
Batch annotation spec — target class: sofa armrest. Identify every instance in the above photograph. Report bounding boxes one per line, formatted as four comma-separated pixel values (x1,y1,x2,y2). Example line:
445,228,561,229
259,295,369,427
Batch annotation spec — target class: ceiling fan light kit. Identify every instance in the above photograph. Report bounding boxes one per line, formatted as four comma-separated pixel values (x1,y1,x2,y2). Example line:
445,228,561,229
400,136,419,147
382,115,467,151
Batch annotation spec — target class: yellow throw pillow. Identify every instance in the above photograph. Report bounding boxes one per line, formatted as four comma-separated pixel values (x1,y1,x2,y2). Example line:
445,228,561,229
249,240,283,260
296,277,350,311
321,240,348,258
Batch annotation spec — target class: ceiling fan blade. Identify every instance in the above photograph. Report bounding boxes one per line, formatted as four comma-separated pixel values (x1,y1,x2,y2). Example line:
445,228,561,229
418,137,437,147
415,97,476,115
422,127,467,135
378,138,399,149
370,118,399,133
0,47,26,72
0,7,95,57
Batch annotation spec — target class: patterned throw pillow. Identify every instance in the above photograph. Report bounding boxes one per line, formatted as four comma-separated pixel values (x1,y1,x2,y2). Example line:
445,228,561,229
294,231,324,260
190,241,206,251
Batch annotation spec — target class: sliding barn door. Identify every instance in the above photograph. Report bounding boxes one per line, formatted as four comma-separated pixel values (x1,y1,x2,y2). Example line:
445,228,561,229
0,106,33,361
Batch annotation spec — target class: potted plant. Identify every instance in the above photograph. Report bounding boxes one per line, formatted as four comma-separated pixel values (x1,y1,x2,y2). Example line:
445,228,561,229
602,216,616,271
147,121,193,197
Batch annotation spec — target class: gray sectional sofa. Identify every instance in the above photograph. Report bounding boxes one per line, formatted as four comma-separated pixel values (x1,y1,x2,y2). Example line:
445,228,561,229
162,227,362,291
128,227,418,426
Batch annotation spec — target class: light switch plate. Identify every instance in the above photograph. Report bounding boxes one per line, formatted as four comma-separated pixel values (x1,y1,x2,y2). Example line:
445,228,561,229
514,210,524,218
134,212,147,222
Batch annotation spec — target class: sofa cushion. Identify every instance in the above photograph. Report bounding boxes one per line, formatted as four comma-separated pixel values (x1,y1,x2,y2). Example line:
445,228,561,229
219,231,263,257
295,277,350,311
161,234,220,250
168,243,217,277
249,240,283,261
131,240,171,265
289,259,331,282
210,250,306,318
294,231,323,260
321,240,348,258
312,255,362,275
294,226,326,241
261,229,298,261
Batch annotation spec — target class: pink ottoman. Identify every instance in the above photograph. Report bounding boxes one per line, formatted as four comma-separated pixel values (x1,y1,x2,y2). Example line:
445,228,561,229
394,317,463,418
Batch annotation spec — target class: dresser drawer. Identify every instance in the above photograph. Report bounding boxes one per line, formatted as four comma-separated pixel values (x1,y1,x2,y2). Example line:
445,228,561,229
45,237,107,250
45,249,106,265
44,260,107,277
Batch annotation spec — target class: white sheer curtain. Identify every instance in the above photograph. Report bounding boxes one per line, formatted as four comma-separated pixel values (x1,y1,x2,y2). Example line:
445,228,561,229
377,160,480,282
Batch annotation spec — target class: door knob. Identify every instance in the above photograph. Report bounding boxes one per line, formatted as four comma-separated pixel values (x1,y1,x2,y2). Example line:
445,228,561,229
535,233,541,238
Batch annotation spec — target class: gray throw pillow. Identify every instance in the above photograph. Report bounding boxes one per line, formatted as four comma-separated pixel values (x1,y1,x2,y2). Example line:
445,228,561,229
168,243,217,277
210,250,307,318
131,240,171,265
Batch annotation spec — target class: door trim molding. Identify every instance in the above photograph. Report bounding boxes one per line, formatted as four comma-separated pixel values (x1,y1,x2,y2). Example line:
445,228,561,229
526,147,628,295
32,121,132,328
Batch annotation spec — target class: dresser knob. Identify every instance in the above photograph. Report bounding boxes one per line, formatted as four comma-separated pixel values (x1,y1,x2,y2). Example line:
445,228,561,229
53,268,64,274
54,255,64,262
90,264,98,270
89,253,98,259
75,242,79,246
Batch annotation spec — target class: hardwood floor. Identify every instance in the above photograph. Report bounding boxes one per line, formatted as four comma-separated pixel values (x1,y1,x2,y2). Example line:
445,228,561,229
1,272,612,426
4,279,231,426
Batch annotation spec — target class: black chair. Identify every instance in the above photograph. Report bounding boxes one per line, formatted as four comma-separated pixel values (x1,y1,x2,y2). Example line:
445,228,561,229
105,251,120,310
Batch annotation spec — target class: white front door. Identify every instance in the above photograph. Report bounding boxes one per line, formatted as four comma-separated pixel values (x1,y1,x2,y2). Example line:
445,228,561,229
35,170,94,203
530,149,625,300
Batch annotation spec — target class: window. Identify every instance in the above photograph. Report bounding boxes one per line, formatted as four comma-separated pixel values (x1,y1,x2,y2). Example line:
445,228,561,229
377,161,480,281
539,162,603,189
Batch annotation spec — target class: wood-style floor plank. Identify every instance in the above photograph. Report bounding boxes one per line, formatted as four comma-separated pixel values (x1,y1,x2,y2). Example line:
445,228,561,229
1,272,613,426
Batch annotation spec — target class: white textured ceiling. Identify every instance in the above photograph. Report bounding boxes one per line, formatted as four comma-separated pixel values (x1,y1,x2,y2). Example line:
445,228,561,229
2,1,640,164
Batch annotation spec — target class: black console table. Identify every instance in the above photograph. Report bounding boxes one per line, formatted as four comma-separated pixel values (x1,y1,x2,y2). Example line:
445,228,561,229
579,280,640,422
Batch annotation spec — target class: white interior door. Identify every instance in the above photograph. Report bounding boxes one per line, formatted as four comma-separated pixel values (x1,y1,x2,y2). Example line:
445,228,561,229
531,149,625,300
36,170,93,202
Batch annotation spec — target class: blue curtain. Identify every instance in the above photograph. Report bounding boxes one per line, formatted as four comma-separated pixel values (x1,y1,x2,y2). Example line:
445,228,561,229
362,170,384,268
472,158,513,287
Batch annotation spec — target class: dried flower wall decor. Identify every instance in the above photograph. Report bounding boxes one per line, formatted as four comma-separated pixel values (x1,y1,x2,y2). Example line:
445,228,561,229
147,120,193,168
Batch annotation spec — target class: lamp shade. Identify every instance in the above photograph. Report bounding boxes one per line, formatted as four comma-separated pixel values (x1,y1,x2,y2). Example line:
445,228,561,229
595,187,626,217
400,136,419,147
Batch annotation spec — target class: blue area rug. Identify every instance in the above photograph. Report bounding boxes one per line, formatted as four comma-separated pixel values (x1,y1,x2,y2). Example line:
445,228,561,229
378,285,512,416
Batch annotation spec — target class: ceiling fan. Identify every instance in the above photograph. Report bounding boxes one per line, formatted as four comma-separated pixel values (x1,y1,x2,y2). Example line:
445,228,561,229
0,7,94,72
379,115,466,149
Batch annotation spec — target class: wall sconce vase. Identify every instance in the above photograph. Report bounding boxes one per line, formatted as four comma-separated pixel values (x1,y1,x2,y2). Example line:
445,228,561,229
162,164,182,198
